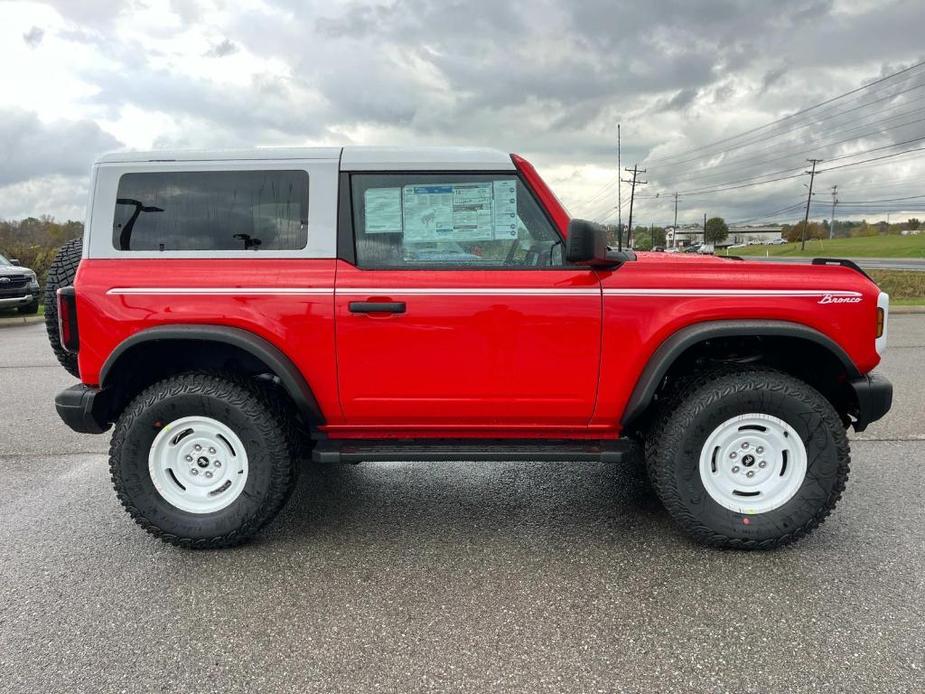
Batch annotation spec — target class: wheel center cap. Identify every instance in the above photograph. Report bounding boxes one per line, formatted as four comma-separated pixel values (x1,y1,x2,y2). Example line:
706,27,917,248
741,454,756,467
196,456,210,468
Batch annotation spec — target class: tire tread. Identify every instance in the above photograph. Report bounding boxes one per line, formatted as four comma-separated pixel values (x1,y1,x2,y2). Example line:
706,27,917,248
645,367,850,550
109,371,297,548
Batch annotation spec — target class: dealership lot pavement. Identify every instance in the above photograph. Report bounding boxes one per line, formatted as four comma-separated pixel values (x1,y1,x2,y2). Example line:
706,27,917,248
1,320,923,693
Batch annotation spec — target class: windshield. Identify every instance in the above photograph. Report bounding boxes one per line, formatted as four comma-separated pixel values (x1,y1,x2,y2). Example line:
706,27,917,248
0,253,10,265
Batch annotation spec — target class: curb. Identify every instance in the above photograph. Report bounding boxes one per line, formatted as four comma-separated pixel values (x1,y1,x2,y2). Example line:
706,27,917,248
0,315,43,328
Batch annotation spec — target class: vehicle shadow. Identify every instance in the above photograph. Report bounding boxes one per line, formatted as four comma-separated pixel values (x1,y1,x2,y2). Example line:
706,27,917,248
263,458,672,548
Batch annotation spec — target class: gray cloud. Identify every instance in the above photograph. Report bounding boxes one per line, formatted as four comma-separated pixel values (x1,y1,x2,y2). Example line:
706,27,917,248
5,0,925,224
204,38,238,58
0,109,122,187
23,26,44,47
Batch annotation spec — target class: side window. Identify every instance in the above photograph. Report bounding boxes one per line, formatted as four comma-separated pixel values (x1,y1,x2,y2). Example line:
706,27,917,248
350,174,564,268
113,170,309,251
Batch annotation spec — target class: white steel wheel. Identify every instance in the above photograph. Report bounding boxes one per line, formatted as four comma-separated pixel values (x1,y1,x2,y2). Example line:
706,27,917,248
148,416,249,514
698,413,807,515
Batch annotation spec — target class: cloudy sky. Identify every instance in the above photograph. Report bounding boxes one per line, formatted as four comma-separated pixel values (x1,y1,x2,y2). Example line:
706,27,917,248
1,0,924,226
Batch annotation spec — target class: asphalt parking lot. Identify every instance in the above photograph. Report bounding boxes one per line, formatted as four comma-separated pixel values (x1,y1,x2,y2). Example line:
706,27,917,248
1,319,923,693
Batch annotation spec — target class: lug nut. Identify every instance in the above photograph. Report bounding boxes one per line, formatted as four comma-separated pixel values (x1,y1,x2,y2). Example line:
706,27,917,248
732,466,740,473
756,446,764,454
746,470,755,478
758,460,767,468
190,469,199,476
730,452,738,459
209,447,216,454
741,442,750,449
185,455,193,462
214,461,222,468
204,471,213,479
194,444,202,451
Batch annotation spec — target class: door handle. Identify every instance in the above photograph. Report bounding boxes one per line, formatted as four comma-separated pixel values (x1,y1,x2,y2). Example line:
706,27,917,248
349,301,406,314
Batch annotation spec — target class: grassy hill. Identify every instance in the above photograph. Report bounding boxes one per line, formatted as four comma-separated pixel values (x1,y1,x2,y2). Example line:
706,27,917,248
732,234,925,258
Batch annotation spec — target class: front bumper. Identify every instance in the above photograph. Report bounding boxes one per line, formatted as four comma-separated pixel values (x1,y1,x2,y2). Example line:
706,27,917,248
55,384,111,434
849,372,893,432
0,292,36,308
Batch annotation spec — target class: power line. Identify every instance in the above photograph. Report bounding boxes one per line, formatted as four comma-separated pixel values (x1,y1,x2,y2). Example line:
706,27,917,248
643,59,925,166
654,106,925,188
574,62,925,214
673,136,925,196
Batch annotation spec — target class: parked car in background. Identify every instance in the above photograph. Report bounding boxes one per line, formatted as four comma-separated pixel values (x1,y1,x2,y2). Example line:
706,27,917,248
767,238,788,245
0,252,40,314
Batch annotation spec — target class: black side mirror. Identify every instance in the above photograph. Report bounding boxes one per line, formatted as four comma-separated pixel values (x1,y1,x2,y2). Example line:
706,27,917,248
565,219,632,267
9,259,20,266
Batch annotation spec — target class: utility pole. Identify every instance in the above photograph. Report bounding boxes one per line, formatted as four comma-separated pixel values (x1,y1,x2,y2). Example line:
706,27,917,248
829,185,838,239
672,192,679,248
801,159,822,251
622,164,646,248
617,124,622,245
703,212,707,246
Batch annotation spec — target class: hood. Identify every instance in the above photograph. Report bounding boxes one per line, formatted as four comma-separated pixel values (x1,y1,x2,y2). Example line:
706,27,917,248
0,263,36,276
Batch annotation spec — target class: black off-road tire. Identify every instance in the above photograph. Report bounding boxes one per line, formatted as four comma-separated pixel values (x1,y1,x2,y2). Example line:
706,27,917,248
109,372,298,548
44,238,82,377
645,368,850,550
18,299,39,315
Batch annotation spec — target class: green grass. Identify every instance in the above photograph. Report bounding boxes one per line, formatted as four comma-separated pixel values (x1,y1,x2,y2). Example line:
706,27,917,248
869,270,925,305
732,234,925,258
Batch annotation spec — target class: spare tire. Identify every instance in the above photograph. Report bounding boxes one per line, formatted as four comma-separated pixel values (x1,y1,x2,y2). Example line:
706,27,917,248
44,238,82,378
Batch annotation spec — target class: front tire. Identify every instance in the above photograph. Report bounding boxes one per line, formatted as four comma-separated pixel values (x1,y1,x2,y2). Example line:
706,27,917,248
646,368,850,549
109,372,297,548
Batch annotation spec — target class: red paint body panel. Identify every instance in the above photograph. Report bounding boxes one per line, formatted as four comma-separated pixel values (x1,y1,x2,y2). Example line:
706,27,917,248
592,254,882,431
331,261,601,432
74,258,341,420
71,156,884,441
512,154,570,236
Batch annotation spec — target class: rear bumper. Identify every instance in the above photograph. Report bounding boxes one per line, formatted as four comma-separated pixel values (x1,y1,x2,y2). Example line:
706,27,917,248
55,384,111,434
849,372,893,432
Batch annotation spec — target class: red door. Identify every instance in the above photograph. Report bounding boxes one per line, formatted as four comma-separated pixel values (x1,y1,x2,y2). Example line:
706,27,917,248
331,171,602,434
333,263,602,430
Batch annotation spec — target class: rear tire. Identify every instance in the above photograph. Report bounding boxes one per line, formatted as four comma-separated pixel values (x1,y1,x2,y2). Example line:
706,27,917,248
109,372,297,548
44,238,82,377
645,368,850,549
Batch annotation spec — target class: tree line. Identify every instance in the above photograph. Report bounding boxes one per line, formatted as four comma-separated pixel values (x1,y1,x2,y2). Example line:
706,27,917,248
0,216,83,286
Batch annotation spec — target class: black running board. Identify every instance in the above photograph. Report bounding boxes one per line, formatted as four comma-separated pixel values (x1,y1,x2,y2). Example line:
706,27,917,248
312,439,641,464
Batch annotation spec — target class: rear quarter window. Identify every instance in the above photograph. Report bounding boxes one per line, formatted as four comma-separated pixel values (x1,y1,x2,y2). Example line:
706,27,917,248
112,170,309,252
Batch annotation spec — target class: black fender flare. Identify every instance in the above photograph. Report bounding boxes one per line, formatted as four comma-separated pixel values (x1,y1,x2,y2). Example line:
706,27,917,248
621,320,861,427
100,324,325,423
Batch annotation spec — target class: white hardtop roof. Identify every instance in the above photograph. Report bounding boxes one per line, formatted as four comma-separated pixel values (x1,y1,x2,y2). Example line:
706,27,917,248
95,145,515,170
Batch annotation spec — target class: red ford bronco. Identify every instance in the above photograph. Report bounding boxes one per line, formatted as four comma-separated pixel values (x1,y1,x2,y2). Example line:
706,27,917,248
50,146,892,549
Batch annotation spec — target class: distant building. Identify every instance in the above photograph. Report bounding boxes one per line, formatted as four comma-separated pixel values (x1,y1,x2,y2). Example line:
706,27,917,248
665,224,784,249
665,225,704,247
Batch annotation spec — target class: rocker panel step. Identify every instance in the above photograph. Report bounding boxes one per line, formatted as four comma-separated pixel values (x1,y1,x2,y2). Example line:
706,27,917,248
312,439,640,464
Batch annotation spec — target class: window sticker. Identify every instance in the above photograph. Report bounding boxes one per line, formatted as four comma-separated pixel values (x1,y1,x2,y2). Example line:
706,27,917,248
364,187,403,234
492,179,518,238
400,181,517,242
